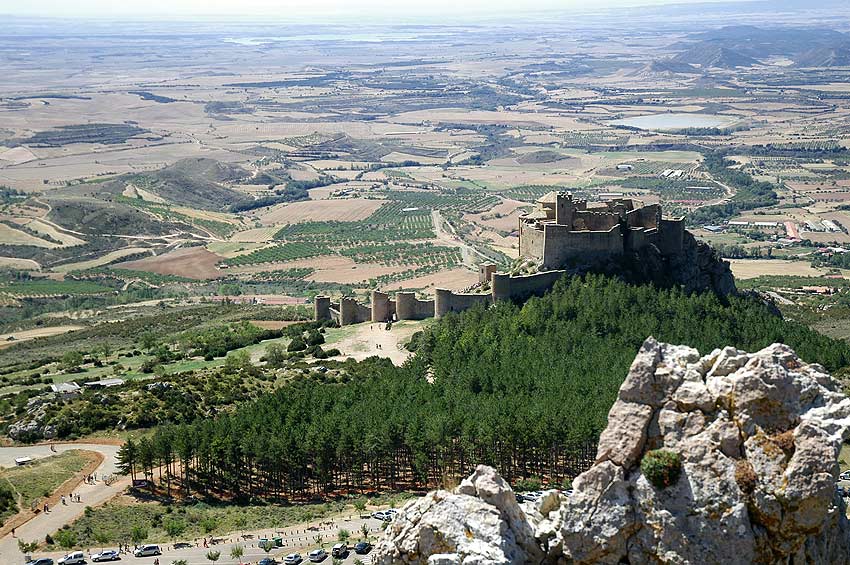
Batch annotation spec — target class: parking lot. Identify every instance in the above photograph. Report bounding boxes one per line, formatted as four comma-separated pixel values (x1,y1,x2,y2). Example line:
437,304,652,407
31,514,392,565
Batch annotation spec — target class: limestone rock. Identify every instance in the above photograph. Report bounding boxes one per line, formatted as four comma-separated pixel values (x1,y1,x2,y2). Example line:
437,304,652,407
543,339,850,565
373,339,850,565
373,465,544,565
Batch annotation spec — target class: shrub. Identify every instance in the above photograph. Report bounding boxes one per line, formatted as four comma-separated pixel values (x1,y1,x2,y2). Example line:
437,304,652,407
513,477,542,492
640,449,682,489
288,336,307,352
735,460,758,494
54,528,77,549
305,330,325,346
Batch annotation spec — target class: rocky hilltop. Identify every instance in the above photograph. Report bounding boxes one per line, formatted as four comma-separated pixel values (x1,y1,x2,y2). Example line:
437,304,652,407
374,338,850,564
591,231,736,297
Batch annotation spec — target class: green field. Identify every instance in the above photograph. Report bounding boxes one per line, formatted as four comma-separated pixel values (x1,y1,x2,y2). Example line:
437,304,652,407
0,279,114,296
1,450,93,517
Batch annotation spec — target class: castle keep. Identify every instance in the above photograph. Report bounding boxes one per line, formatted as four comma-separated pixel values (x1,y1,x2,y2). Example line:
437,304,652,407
519,192,684,269
316,193,692,325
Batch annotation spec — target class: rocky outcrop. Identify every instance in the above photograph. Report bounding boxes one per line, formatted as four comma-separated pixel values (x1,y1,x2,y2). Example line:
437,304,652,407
574,231,736,297
374,339,850,564
624,232,735,296
373,465,544,565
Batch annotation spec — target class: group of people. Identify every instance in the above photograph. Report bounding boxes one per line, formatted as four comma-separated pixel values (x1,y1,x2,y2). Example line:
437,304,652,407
83,473,97,484
60,493,82,505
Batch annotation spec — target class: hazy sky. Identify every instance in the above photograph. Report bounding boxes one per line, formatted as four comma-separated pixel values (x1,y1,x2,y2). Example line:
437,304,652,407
1,0,739,18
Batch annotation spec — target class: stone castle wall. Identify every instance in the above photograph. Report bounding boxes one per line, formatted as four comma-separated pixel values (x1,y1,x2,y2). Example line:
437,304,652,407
434,288,492,318
519,222,546,262
491,270,567,302
371,290,396,323
396,292,435,320
542,224,623,269
339,297,371,325
658,217,685,254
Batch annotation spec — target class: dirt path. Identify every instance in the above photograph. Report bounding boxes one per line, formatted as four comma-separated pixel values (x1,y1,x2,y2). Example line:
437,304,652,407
327,321,425,365
0,443,126,562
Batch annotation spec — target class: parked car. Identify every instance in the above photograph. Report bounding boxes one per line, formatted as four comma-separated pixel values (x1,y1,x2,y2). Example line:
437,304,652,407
354,541,372,554
91,549,119,562
134,544,161,557
372,510,388,521
282,554,302,565
174,542,193,550
307,548,327,562
58,552,86,565
25,559,54,565
331,543,348,557
259,558,279,565
840,470,850,481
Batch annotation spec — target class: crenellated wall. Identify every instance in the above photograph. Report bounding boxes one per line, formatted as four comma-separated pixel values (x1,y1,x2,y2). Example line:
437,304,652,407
542,224,623,269
396,292,435,320
434,288,492,318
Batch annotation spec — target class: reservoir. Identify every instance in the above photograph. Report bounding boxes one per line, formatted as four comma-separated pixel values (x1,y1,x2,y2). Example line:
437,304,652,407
611,113,738,131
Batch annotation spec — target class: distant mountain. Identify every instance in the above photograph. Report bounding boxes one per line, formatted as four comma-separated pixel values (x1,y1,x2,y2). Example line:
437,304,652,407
673,46,759,69
795,42,850,67
673,26,850,65
645,59,701,75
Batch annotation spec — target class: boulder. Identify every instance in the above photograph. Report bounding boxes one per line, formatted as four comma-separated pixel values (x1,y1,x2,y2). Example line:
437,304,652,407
373,339,850,564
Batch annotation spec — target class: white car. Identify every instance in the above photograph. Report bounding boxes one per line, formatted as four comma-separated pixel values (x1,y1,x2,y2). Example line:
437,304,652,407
372,510,388,521
283,554,303,565
91,549,119,562
58,552,86,565
840,470,850,481
307,548,327,562
134,544,161,557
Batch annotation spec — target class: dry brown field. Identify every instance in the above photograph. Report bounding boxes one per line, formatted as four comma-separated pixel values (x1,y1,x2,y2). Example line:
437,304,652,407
306,260,414,284
118,246,223,279
384,268,479,292
53,247,151,273
0,325,85,349
728,259,827,279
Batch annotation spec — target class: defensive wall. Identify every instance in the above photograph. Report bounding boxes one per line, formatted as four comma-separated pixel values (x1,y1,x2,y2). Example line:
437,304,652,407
315,270,571,325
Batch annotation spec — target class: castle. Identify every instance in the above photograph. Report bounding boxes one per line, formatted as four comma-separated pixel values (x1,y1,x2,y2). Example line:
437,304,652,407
519,191,684,268
315,193,689,325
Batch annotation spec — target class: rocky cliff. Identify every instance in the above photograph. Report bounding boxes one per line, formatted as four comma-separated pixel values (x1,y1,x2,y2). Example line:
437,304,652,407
374,338,850,564
616,232,736,297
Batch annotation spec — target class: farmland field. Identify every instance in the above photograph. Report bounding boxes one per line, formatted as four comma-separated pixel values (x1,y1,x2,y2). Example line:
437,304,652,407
256,198,384,224
118,247,224,279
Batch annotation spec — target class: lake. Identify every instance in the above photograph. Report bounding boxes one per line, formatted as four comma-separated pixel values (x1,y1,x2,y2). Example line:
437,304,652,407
611,113,739,131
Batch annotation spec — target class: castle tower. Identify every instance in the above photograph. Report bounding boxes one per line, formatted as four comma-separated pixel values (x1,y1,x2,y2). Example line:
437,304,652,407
555,192,575,230
371,290,391,322
479,263,497,284
314,296,331,321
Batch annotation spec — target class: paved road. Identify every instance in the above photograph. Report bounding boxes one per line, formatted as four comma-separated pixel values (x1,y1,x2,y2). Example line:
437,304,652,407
0,443,126,563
